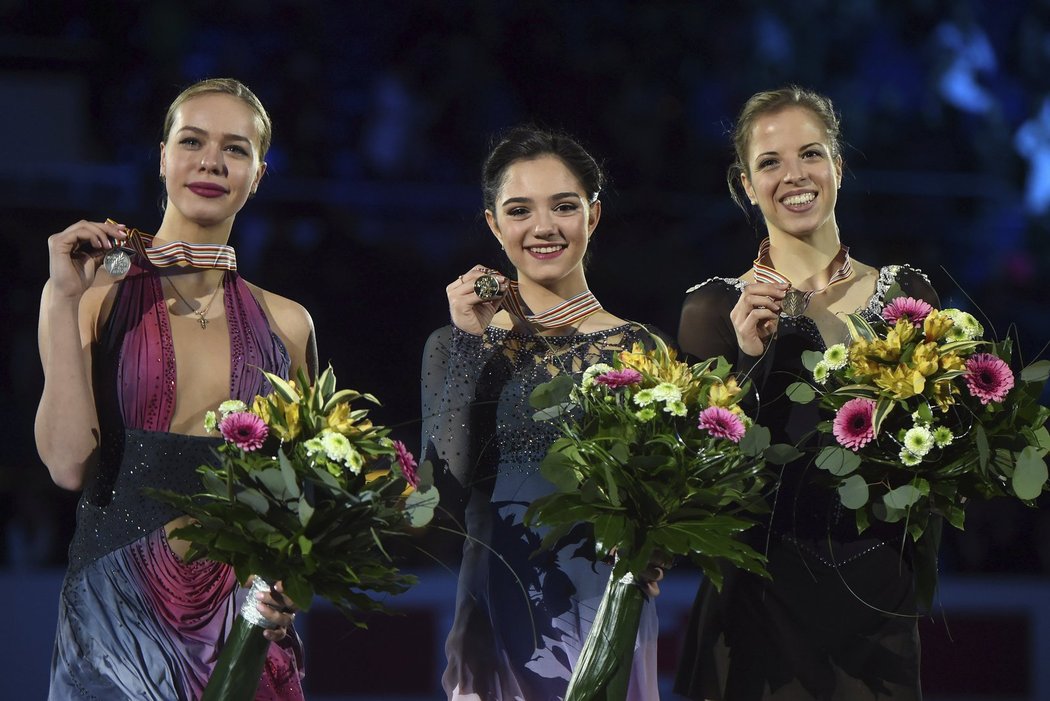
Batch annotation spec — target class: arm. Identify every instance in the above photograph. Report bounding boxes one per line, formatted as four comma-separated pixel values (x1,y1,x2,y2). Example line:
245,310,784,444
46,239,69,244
35,220,128,490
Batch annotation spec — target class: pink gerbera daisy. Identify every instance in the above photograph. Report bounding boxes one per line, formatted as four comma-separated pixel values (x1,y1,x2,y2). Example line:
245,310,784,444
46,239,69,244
393,440,420,488
219,411,269,452
595,368,643,389
964,353,1014,405
832,398,876,451
697,406,746,443
882,297,933,326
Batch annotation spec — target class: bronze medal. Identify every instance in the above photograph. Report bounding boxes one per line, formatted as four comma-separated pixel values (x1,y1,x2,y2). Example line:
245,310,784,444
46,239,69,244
473,274,501,301
780,288,810,318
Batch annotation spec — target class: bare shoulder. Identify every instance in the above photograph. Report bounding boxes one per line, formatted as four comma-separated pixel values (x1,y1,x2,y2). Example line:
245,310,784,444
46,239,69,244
244,281,313,333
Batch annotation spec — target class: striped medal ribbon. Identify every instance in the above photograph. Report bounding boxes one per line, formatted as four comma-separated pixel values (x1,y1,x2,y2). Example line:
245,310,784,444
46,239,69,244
501,280,603,330
752,237,853,317
105,220,238,272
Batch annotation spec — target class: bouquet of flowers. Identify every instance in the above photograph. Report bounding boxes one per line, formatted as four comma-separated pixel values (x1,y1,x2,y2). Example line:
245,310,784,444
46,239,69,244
149,365,438,701
787,295,1049,601
526,335,796,701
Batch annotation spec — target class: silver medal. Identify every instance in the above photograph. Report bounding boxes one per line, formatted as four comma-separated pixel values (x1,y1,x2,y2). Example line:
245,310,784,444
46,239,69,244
103,247,133,276
780,288,809,318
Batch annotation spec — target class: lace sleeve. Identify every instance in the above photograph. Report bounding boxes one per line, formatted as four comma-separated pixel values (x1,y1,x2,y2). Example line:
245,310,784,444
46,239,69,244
420,325,500,519
893,265,941,308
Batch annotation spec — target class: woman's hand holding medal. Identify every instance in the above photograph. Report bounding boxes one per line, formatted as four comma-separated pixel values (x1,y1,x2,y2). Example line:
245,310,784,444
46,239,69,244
48,220,129,298
447,265,507,335
731,281,787,356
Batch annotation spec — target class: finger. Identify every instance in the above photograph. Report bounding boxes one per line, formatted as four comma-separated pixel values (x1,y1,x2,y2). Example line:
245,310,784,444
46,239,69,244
742,282,789,298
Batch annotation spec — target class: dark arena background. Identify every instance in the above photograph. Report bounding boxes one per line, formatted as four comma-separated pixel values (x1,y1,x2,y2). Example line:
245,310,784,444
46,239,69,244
2,1,1049,699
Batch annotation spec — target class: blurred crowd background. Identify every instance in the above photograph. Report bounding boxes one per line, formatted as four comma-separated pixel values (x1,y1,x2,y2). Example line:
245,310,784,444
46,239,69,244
2,0,1049,696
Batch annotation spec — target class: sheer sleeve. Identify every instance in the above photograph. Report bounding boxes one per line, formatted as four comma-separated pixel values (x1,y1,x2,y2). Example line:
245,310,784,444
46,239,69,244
420,325,501,521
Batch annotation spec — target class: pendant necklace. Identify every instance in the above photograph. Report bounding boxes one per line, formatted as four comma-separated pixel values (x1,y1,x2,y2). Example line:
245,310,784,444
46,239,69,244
165,273,225,329
751,237,854,317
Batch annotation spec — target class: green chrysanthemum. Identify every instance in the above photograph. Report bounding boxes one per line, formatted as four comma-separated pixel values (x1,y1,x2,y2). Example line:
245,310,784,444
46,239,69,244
664,399,688,417
932,426,954,448
634,408,657,422
203,410,218,433
899,447,922,467
651,382,682,403
823,344,848,370
321,429,352,462
217,399,248,417
903,426,935,457
632,388,656,407
813,361,830,384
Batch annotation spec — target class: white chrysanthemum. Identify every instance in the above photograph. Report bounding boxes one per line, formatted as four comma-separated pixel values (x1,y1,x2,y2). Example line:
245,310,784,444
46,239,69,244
581,363,614,390
651,382,682,403
635,408,657,422
813,361,830,384
899,447,922,467
633,388,656,407
823,344,848,370
932,426,954,448
903,426,935,457
664,399,688,417
218,399,247,417
345,447,364,474
321,429,352,462
203,410,218,433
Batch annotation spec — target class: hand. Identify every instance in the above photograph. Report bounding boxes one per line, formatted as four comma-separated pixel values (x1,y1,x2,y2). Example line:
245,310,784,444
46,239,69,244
446,265,507,336
731,282,787,356
249,576,298,643
47,220,128,299
638,553,672,598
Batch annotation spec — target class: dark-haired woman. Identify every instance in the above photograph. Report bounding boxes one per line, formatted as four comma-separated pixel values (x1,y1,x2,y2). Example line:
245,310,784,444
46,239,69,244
422,127,661,700
673,87,937,700
37,78,315,699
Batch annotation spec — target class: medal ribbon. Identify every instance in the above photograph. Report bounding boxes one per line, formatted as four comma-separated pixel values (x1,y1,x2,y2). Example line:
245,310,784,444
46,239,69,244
501,280,603,330
752,237,852,304
107,220,238,271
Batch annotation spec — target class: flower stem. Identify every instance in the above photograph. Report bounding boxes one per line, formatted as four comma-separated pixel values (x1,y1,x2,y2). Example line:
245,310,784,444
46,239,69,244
201,578,275,701
564,570,647,701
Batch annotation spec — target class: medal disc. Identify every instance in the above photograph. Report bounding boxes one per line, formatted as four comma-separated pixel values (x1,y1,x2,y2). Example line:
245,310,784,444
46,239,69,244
103,248,132,276
473,274,501,301
780,288,809,317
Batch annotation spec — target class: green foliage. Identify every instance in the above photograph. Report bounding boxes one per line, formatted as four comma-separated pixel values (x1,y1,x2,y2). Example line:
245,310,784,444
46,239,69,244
524,338,789,589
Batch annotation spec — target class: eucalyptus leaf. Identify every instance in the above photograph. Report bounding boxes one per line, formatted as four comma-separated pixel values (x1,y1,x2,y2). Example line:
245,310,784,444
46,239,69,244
405,487,440,527
883,484,922,510
816,446,861,476
764,443,804,465
838,474,869,509
1012,446,1049,500
235,489,270,514
529,374,576,410
1020,360,1050,383
801,350,825,372
786,382,816,404
532,403,571,421
739,425,771,457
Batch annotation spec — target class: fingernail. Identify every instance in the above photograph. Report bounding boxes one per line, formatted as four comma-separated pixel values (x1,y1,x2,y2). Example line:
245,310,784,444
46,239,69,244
255,592,265,601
